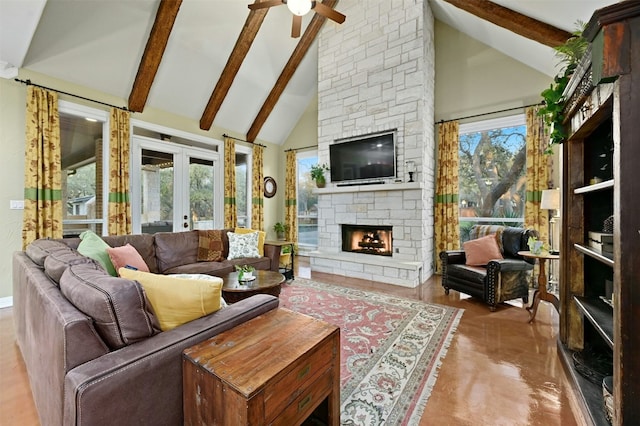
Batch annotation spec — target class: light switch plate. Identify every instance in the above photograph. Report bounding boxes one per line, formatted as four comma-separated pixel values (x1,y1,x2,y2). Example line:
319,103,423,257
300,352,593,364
10,200,24,210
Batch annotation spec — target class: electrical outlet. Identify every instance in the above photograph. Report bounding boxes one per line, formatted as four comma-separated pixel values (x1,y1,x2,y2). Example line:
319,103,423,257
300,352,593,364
10,200,24,210
394,248,399,253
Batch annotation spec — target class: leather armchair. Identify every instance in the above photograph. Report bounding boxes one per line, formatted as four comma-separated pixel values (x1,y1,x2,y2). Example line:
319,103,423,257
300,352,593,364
440,225,538,311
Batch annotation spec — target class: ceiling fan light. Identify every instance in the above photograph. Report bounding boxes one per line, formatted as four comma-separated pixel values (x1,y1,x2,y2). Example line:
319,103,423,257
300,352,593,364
287,0,312,16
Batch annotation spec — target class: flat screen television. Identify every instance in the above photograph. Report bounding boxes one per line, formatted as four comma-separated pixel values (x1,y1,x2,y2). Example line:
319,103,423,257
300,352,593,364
329,131,396,183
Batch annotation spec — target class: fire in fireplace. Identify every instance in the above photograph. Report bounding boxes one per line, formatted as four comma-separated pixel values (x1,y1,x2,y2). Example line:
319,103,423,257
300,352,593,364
342,224,392,256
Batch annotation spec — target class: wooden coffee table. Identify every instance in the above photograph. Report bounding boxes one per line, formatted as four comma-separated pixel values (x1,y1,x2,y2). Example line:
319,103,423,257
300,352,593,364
221,270,285,303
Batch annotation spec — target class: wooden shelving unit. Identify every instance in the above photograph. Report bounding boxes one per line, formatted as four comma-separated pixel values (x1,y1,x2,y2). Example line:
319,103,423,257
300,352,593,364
559,4,640,426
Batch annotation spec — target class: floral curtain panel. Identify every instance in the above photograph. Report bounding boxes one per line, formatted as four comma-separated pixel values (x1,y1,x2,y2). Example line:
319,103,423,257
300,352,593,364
524,106,550,244
108,108,132,235
223,137,237,228
251,144,264,231
434,120,461,273
22,86,63,249
285,151,298,244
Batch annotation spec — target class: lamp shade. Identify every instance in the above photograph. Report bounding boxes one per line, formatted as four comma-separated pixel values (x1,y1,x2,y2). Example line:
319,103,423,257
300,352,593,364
541,189,560,210
287,0,312,16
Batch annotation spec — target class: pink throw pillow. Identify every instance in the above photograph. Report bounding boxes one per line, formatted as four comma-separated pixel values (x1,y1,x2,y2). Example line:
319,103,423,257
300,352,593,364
107,244,150,274
463,234,504,266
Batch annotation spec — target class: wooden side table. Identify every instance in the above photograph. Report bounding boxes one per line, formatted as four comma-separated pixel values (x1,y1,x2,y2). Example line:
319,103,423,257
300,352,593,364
518,251,560,323
266,240,295,280
183,308,340,426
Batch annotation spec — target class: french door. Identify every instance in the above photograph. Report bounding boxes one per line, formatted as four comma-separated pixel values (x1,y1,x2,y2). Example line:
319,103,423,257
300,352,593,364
131,137,223,233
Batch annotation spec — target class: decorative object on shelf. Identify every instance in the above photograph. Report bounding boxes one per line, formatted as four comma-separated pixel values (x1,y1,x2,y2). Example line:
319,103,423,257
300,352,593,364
537,21,588,152
310,163,330,188
272,222,288,240
235,265,255,282
263,176,277,198
527,236,546,255
406,160,416,182
603,215,614,233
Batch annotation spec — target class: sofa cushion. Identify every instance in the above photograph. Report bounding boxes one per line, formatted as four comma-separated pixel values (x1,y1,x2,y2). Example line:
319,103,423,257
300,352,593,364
119,268,223,331
107,244,150,274
463,234,504,266
102,234,159,273
154,230,199,272
227,231,260,260
234,227,266,256
44,248,95,285
77,230,117,276
26,239,72,267
469,225,504,253
60,262,160,349
197,230,226,262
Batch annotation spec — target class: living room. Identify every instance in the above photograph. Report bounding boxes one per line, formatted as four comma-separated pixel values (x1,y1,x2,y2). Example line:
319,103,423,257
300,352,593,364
2,0,639,425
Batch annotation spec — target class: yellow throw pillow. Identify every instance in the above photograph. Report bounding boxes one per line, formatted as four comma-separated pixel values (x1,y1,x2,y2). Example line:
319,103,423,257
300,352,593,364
234,227,266,256
119,268,223,331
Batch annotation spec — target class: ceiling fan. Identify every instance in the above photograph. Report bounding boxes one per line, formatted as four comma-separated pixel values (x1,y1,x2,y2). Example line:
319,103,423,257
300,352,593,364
248,0,346,38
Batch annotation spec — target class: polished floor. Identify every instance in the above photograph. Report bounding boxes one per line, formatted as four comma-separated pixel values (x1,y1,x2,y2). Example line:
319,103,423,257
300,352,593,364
1,256,579,425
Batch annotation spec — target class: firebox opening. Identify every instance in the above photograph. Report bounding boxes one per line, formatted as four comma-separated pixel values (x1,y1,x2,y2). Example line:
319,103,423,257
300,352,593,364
341,224,392,256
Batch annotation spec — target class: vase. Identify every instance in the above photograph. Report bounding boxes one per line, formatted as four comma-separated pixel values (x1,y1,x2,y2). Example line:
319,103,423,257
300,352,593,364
315,177,326,188
529,240,544,255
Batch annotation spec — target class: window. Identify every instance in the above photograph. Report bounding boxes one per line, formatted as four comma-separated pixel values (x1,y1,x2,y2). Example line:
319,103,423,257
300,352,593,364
458,114,526,243
296,151,319,250
235,147,252,228
59,103,108,236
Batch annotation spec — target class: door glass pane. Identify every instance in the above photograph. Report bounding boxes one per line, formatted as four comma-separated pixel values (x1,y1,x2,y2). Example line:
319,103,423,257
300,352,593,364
141,149,174,234
297,154,318,249
190,157,215,230
60,112,104,237
235,152,249,228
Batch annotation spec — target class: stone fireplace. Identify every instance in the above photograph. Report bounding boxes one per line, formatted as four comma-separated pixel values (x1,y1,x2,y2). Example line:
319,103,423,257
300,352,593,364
342,225,392,256
311,0,435,288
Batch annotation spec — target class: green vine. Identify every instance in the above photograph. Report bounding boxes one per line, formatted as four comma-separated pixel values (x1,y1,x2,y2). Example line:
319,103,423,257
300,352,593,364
537,21,589,152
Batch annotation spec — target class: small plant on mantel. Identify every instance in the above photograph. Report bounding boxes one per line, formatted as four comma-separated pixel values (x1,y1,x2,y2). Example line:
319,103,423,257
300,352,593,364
310,163,330,188
538,21,589,153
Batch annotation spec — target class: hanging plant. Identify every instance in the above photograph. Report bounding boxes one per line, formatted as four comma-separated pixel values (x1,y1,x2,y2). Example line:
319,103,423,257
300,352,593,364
537,21,588,152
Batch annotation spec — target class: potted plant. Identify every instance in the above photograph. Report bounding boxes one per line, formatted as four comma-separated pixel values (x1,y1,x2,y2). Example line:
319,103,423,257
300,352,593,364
235,264,255,281
273,222,288,240
279,244,293,268
310,163,330,188
538,21,588,153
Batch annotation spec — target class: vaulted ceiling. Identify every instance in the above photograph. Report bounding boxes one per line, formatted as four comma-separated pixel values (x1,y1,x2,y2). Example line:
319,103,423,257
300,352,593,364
0,0,613,145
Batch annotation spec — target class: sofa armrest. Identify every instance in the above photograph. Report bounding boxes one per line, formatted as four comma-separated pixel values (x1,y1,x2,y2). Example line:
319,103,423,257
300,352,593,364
63,294,279,426
487,258,535,273
440,250,466,266
264,243,281,272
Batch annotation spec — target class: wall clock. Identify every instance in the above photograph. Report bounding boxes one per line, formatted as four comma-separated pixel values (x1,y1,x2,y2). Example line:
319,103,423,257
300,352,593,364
264,176,277,198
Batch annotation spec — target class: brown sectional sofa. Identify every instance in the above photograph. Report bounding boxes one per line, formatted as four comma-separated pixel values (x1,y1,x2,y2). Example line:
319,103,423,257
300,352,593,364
12,230,282,426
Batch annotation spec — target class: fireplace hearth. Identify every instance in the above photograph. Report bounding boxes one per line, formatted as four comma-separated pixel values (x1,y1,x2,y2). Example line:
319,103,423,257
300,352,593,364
342,224,392,256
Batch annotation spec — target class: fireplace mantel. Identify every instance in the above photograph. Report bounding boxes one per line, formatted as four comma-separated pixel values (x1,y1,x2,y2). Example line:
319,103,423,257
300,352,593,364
315,181,422,195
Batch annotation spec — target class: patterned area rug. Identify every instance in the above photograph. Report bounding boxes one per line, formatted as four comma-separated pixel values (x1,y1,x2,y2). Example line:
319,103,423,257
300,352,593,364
279,278,463,425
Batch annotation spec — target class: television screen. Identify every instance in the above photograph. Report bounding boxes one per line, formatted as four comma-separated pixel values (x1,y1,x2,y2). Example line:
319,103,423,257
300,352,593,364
329,131,396,183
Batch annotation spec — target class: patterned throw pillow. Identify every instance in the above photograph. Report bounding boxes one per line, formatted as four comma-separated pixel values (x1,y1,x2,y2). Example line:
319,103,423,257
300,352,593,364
227,231,260,260
197,230,225,262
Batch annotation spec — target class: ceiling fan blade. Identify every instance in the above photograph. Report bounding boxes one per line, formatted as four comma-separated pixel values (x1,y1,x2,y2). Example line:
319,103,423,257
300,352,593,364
291,15,302,38
312,2,346,24
248,0,284,11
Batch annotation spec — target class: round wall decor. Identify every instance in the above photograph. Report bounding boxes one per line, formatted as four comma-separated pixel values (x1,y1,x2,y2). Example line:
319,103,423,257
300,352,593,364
264,176,277,198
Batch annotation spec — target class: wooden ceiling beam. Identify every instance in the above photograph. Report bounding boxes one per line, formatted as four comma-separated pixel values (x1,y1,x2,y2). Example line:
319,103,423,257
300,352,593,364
442,0,572,48
199,3,271,130
246,0,338,142
128,0,182,112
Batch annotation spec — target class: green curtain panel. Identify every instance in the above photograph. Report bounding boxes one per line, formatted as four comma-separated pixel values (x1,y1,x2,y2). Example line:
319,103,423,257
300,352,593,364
224,137,237,228
285,151,298,245
22,86,63,249
434,120,460,273
524,106,550,244
108,108,132,235
251,144,264,230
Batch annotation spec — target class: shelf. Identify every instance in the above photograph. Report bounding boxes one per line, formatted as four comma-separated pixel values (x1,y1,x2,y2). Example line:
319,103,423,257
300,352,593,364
558,341,611,426
574,243,614,267
574,296,614,348
315,181,421,194
574,179,614,194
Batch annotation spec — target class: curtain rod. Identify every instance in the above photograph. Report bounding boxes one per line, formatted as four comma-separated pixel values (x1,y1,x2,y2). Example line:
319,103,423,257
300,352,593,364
436,102,543,125
284,144,318,152
222,133,266,148
14,78,129,112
